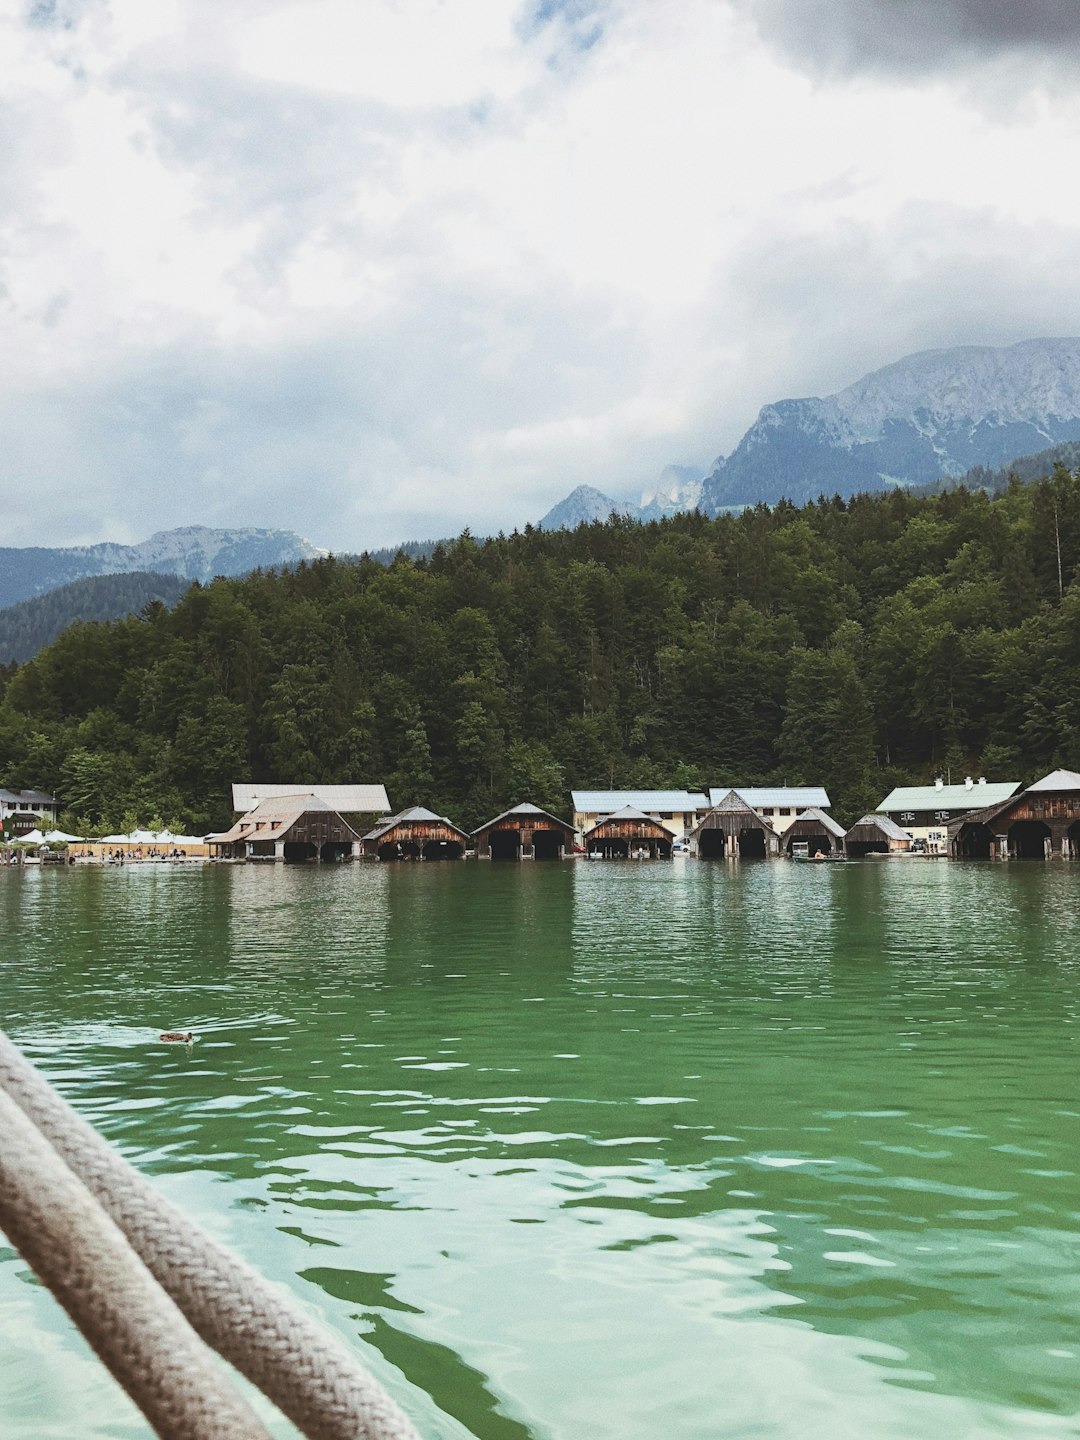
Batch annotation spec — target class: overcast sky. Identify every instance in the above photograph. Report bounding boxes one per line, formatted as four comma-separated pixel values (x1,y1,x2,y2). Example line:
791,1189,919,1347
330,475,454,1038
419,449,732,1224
4,0,1080,550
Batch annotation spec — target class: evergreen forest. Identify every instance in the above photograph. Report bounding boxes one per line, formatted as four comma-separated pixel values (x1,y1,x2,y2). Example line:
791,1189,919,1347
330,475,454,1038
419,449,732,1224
1,468,1079,837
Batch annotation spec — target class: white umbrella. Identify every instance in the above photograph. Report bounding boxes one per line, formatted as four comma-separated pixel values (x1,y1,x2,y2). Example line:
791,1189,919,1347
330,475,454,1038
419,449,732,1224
15,829,47,845
44,829,83,843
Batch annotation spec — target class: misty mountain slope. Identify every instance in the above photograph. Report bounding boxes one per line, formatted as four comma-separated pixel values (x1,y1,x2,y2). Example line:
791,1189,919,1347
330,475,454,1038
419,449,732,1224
0,572,192,665
703,337,1080,510
0,526,326,610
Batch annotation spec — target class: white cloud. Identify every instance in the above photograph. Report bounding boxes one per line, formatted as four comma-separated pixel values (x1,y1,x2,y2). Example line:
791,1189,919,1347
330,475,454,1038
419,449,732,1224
3,0,1080,549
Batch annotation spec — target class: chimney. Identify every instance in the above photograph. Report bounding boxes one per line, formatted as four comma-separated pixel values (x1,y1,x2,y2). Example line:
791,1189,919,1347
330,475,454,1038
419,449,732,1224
934,777,944,790
964,776,973,789
978,776,987,785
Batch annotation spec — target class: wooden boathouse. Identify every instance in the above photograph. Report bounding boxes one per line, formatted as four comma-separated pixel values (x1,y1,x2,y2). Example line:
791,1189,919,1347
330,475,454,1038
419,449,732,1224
211,795,363,861
362,806,470,861
949,769,1080,859
691,791,780,858
473,803,576,860
583,806,673,859
782,808,847,857
844,814,912,857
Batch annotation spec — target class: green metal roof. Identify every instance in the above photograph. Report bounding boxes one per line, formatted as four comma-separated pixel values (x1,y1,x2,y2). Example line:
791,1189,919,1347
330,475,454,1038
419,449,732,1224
877,781,1020,811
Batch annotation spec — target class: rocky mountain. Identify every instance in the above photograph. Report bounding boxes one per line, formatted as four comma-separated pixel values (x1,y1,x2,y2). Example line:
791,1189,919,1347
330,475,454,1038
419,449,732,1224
702,337,1080,511
0,526,326,610
537,485,637,531
537,469,705,531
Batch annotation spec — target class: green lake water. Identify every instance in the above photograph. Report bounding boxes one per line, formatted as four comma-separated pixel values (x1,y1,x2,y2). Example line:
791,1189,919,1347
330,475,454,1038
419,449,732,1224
2,858,1080,1438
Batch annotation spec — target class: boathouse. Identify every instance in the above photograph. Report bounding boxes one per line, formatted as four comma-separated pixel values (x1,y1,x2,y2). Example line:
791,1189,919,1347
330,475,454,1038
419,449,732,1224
948,769,1080,860
844,814,912,857
783,808,847,857
571,791,708,839
473,803,576,860
363,806,470,861
691,791,780,858
707,787,831,836
212,795,363,861
583,806,673,859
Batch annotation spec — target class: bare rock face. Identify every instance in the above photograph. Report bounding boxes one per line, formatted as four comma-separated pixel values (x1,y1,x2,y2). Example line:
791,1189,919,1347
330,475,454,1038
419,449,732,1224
702,337,1080,512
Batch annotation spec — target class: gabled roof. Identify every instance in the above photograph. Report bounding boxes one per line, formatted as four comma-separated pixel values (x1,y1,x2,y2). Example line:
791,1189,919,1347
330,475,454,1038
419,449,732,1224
790,807,846,838
571,790,708,813
473,803,573,835
215,794,362,844
846,813,911,841
232,783,390,814
709,786,830,809
878,781,1020,810
1026,769,1080,792
692,791,777,835
583,805,670,834
363,806,470,842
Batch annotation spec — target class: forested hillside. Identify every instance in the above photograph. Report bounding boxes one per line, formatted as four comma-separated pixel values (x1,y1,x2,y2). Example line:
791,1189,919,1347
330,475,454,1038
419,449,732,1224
0,572,191,664
1,468,1078,837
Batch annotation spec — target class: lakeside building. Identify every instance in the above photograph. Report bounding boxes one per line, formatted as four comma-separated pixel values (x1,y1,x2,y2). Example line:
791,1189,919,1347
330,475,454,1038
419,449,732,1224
707,788,831,836
844,814,913,857
571,791,707,840
691,791,781,858
781,808,847,857
877,777,1021,853
948,769,1080,860
582,806,674,859
473,803,576,860
0,788,60,834
362,807,470,861
211,795,363,861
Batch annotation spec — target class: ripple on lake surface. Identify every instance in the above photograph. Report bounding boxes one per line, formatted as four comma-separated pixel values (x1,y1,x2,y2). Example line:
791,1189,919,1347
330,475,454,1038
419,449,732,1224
3,859,1080,1437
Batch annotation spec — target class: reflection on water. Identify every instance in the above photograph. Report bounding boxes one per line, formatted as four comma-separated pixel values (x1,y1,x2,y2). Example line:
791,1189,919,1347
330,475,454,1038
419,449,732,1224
2,860,1080,1438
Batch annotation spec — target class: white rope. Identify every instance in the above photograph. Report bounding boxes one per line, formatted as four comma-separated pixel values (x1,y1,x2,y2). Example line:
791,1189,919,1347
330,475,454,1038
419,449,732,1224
0,1030,422,1440
0,1087,272,1440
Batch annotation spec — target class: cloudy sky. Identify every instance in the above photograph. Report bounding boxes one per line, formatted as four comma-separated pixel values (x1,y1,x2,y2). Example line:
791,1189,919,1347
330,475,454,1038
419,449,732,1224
4,0,1080,550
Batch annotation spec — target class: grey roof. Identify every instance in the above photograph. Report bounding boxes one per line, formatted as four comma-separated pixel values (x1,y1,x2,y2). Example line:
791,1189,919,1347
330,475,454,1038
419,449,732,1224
709,786,830,809
363,806,470,842
0,788,56,806
215,794,363,844
1026,768,1080,792
473,803,573,835
790,807,847,838
693,791,777,833
878,781,1020,811
846,813,911,841
232,783,390,814
572,790,709,813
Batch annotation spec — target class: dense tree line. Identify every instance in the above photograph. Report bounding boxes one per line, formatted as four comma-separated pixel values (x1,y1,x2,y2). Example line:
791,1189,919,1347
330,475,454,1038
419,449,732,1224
0,571,191,665
1,468,1079,837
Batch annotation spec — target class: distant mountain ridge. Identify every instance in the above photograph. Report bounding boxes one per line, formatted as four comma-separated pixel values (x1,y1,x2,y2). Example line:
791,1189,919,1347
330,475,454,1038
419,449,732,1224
702,337,1080,510
0,525,326,610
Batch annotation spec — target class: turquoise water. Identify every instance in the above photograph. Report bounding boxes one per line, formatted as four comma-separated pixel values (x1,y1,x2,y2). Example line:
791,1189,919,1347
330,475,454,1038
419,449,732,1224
2,858,1080,1438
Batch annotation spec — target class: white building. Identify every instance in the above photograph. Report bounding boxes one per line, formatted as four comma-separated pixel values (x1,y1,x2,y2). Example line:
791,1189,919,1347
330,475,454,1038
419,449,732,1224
0,788,60,830
877,776,1021,853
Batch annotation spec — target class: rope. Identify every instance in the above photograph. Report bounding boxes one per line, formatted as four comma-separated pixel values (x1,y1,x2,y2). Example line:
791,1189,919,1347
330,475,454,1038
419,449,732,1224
0,1030,421,1440
0,1088,272,1440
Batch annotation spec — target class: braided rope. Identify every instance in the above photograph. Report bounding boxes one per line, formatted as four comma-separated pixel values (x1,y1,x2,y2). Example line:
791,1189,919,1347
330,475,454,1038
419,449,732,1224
0,1088,272,1439
0,1030,421,1440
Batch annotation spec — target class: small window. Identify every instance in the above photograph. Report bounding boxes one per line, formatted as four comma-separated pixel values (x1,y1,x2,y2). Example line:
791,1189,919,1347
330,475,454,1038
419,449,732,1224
778,807,791,816
935,811,950,822
900,812,915,824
